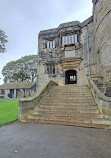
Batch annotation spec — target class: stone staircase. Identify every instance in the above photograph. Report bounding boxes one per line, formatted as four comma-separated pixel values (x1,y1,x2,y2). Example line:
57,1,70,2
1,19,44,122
26,85,111,128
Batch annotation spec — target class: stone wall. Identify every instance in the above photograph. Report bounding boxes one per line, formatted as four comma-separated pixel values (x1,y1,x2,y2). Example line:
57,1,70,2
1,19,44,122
37,17,95,87
81,17,96,77
93,0,111,82
89,78,111,118
19,81,58,120
37,0,111,94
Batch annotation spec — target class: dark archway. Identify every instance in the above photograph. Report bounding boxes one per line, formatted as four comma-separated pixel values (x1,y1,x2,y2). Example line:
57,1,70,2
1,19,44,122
65,70,77,85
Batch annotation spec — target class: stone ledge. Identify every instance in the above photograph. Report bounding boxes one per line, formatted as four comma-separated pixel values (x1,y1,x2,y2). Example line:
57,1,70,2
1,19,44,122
89,78,111,118
19,80,58,102
19,80,58,120
90,79,111,102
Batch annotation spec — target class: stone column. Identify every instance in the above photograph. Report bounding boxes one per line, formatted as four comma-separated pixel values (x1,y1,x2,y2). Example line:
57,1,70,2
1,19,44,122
14,89,16,98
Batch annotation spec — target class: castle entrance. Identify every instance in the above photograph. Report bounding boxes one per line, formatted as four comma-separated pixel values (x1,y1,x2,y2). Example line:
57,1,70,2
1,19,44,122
65,70,77,85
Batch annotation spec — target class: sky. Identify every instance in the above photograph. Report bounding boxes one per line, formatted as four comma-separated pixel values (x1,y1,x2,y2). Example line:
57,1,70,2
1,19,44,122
0,0,93,85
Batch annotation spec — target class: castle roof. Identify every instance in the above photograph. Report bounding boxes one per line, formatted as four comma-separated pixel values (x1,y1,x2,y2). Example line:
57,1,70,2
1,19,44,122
0,82,36,90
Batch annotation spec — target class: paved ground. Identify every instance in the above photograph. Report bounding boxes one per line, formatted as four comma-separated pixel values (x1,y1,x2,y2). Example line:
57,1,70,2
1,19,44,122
0,122,111,158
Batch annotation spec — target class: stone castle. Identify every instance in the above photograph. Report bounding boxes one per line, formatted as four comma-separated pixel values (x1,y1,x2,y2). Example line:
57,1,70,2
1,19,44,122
37,0,111,90
19,0,111,128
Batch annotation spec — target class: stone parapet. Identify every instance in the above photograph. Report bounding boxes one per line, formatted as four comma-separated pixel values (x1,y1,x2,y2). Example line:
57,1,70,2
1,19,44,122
19,80,58,120
89,78,111,119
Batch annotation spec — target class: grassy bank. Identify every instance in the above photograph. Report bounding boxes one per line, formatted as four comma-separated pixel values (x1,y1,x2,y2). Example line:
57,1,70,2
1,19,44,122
0,99,4,100
0,99,19,125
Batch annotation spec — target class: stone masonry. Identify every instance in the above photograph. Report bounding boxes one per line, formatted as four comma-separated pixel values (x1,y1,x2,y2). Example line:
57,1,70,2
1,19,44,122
37,0,111,94
19,0,111,126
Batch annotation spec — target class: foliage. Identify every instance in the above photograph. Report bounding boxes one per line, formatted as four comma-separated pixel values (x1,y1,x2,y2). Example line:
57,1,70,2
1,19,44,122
0,99,18,125
0,29,8,53
2,55,38,82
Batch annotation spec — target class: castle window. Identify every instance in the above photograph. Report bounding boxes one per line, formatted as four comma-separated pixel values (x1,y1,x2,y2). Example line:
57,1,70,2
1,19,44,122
46,40,55,49
50,65,52,74
47,65,49,74
53,41,55,48
71,35,75,43
47,65,55,74
53,65,55,74
47,41,50,49
69,35,71,43
75,34,77,43
50,41,53,48
62,37,65,45
62,34,78,46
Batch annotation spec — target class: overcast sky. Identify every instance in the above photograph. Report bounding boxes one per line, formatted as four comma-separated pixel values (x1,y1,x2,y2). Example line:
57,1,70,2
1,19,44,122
0,0,93,84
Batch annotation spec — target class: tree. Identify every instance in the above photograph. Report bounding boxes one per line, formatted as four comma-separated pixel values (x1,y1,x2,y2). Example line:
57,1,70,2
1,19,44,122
2,55,38,82
0,30,8,53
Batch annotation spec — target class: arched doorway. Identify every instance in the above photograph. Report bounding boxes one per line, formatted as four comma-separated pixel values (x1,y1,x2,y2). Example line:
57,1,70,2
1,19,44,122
65,70,77,85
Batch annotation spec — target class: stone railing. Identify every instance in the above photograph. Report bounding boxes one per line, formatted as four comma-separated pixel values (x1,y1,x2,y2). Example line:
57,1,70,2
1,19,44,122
19,80,58,120
89,78,111,118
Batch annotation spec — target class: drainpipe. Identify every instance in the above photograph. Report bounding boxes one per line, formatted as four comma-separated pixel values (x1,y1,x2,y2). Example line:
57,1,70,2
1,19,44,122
86,25,91,78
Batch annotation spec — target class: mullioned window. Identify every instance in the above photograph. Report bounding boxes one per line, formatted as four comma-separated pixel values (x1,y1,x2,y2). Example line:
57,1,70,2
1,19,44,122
62,34,78,46
46,40,55,49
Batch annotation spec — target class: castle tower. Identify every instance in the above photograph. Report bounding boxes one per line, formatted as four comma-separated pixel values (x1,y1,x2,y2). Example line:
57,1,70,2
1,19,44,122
93,0,111,82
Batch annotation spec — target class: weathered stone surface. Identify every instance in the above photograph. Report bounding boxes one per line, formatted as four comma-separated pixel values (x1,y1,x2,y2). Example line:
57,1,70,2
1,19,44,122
19,0,111,124
93,0,111,82
26,85,111,128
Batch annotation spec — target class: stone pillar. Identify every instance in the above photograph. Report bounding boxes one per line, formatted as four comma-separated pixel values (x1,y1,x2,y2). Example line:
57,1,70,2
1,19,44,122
14,89,16,98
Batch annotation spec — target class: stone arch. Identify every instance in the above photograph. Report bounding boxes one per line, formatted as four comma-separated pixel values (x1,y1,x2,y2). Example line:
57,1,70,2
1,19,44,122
65,70,77,85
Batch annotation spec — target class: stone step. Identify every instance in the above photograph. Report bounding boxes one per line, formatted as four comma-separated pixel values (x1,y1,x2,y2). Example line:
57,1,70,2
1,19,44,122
51,87,90,90
41,102,97,106
44,99,95,104
26,116,105,129
49,92,92,96
27,114,110,125
38,105,98,110
23,119,111,129
28,115,105,123
47,93,93,97
50,89,91,94
33,111,101,118
50,90,91,93
35,109,100,115
24,85,111,129
46,94,93,98
52,86,89,90
46,96,94,100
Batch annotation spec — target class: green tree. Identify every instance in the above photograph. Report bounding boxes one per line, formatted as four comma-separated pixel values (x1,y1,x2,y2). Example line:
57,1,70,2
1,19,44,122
2,55,38,82
0,30,8,53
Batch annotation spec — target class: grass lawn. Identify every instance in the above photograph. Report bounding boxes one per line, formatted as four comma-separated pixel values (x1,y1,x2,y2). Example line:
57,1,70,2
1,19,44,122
0,99,4,100
0,99,19,125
